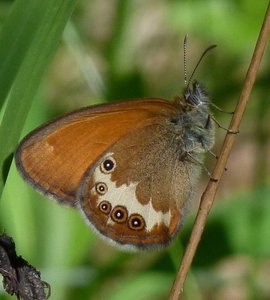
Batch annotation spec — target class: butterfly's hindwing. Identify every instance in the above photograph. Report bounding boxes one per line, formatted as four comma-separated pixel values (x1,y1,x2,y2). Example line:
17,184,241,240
78,121,200,250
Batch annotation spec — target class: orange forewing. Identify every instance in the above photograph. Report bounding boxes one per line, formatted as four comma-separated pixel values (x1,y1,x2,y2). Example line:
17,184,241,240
15,99,179,206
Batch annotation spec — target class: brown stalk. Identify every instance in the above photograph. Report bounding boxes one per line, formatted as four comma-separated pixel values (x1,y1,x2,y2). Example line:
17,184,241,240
169,2,270,299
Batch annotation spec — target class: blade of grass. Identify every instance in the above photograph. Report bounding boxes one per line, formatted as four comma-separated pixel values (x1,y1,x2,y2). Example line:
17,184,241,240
0,0,48,110
0,0,78,196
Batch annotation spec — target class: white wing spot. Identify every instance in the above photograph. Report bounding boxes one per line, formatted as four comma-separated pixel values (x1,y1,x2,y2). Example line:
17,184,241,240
44,142,54,153
93,156,171,231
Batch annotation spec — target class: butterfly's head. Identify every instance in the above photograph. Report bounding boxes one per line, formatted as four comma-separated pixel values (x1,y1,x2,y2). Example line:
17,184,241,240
184,80,209,108
172,79,215,154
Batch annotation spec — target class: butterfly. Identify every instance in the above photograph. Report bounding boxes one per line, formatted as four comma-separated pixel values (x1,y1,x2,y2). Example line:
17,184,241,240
15,39,216,251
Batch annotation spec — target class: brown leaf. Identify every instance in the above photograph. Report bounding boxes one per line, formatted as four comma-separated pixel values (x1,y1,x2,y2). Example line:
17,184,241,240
0,234,50,300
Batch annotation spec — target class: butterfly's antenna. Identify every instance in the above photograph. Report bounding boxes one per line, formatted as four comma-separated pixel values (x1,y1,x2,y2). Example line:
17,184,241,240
187,44,217,88
183,34,188,88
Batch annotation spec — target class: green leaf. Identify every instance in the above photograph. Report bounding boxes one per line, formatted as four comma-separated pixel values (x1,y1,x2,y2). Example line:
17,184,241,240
0,0,78,196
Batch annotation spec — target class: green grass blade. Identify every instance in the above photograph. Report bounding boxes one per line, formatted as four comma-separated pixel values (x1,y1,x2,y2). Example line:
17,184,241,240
0,0,78,196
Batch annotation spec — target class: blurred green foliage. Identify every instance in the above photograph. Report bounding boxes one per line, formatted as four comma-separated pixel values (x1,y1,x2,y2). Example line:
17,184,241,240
0,0,270,299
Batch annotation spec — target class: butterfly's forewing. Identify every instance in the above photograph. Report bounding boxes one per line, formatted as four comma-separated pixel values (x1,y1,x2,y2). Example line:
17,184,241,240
15,99,179,207
78,117,200,250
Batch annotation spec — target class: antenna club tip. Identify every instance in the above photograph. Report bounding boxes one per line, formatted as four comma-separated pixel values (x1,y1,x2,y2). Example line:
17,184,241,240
210,44,217,50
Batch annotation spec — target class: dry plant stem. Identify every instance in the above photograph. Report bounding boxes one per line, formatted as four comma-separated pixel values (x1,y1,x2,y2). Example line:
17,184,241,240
169,2,270,300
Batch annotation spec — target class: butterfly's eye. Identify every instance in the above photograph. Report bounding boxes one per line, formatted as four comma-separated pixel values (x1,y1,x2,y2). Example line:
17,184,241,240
111,206,128,223
95,182,108,195
100,156,116,174
128,214,145,231
99,201,112,215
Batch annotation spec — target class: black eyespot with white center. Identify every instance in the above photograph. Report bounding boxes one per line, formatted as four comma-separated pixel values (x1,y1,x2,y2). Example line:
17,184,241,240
128,214,145,231
111,206,128,223
100,156,116,174
95,182,108,195
99,201,111,215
